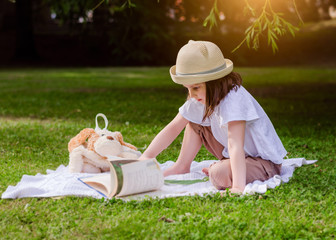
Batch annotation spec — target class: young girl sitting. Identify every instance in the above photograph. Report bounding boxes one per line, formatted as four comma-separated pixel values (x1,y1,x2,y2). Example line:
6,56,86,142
138,40,287,193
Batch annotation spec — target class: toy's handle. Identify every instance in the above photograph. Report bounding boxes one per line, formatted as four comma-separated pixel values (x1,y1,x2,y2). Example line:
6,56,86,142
95,113,108,131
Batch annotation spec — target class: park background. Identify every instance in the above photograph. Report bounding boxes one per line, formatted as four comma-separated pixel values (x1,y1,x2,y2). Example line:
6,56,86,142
0,0,335,239
1,0,336,67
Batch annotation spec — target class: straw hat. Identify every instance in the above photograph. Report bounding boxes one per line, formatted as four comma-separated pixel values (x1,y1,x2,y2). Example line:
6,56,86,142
170,40,233,85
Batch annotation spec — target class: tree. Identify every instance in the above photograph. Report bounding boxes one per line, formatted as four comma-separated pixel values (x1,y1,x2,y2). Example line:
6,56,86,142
14,0,39,61
8,0,336,65
45,0,178,64
41,0,336,56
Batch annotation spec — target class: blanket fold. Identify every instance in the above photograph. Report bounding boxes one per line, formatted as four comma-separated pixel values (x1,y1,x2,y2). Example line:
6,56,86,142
1,158,317,200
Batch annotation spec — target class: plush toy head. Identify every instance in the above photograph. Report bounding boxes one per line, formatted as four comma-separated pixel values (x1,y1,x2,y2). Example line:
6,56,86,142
93,135,123,157
68,128,138,157
68,128,140,173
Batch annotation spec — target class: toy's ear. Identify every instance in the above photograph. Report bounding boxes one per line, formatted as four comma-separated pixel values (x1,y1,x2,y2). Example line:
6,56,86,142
114,132,137,150
87,132,100,151
68,128,97,152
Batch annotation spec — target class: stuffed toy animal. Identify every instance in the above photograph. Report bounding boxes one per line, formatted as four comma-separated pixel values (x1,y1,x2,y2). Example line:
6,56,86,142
68,114,141,173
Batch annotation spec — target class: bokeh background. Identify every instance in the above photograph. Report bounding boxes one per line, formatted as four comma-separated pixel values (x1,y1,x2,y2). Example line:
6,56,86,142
1,0,336,67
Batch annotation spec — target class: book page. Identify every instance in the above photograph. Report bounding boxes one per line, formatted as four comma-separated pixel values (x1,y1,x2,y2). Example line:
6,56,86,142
117,159,164,197
108,159,139,164
81,173,111,197
81,159,120,198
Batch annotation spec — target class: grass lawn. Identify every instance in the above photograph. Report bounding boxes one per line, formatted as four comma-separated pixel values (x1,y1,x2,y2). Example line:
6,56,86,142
0,66,335,239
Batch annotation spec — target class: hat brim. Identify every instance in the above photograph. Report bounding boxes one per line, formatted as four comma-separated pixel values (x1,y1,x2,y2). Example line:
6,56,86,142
170,59,233,85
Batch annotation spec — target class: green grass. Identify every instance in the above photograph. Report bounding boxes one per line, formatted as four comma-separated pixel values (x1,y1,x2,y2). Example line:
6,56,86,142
0,67,335,239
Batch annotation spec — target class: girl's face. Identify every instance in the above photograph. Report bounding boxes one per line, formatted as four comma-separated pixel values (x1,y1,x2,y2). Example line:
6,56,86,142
183,83,206,105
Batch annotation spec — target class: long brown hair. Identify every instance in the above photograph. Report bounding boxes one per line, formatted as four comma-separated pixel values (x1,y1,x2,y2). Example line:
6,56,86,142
203,72,243,121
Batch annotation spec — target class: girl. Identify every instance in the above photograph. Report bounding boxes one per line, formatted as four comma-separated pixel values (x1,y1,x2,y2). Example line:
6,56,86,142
138,40,287,193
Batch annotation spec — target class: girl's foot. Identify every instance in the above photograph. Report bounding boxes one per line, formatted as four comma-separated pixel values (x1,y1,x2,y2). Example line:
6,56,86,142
202,161,218,176
202,167,209,176
163,165,190,177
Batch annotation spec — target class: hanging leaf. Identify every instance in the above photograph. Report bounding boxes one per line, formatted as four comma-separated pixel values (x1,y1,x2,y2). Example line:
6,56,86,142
209,0,303,53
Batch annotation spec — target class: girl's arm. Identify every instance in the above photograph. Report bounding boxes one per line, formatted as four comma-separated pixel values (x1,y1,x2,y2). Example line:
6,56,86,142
227,120,246,193
138,113,189,160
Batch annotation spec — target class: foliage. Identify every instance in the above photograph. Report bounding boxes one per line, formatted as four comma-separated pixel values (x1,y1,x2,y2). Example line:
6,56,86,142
0,67,335,238
204,0,303,53
102,0,177,65
38,0,336,63
235,0,301,53
44,0,97,25
44,0,177,65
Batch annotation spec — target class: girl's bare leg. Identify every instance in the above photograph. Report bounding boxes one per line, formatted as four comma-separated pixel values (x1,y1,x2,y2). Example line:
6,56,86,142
163,123,202,176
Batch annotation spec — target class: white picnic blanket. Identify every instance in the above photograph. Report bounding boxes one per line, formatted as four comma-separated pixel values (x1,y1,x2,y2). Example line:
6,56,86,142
1,158,317,200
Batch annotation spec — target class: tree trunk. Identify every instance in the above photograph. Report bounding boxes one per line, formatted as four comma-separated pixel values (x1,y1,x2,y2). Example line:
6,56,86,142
15,0,39,61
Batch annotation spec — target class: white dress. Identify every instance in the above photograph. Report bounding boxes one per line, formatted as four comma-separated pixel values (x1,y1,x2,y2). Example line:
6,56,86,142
179,86,287,164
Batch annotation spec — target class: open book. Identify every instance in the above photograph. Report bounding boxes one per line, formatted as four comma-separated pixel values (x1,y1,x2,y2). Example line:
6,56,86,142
79,158,164,198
